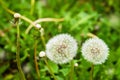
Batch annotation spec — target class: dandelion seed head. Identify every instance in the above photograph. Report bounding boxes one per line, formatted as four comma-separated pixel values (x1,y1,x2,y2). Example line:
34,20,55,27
81,38,109,65
46,34,78,64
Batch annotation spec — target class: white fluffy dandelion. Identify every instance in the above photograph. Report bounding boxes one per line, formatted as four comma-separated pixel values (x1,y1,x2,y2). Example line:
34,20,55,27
81,38,109,65
46,34,78,64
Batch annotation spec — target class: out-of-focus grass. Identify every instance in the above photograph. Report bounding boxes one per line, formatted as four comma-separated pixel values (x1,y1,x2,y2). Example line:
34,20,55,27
0,0,120,80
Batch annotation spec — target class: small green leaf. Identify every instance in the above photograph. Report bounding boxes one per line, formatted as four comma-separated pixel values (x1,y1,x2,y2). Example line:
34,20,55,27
0,63,9,74
60,68,70,76
48,60,58,73
4,74,13,80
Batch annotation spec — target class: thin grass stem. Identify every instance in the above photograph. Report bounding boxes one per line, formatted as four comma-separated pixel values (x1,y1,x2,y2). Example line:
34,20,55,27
90,64,94,80
34,41,40,79
44,57,57,80
16,16,26,80
30,0,35,15
69,60,74,80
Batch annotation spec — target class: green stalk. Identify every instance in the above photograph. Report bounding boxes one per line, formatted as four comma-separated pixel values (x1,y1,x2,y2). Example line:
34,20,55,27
44,57,57,80
90,64,94,80
30,0,35,15
0,0,15,14
40,34,46,48
16,17,26,80
34,41,40,79
40,29,57,80
0,0,36,27
70,60,74,80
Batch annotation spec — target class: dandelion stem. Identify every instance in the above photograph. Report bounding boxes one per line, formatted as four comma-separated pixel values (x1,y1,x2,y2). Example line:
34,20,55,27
87,33,97,38
90,64,94,80
44,57,57,80
0,0,64,34
34,41,40,79
0,0,36,27
20,15,36,26
0,0,15,14
69,60,74,80
25,18,64,34
40,33,46,48
30,0,35,15
40,29,57,80
16,15,26,80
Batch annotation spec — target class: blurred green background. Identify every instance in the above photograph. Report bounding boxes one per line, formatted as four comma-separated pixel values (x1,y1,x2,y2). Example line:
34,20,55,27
0,0,120,80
